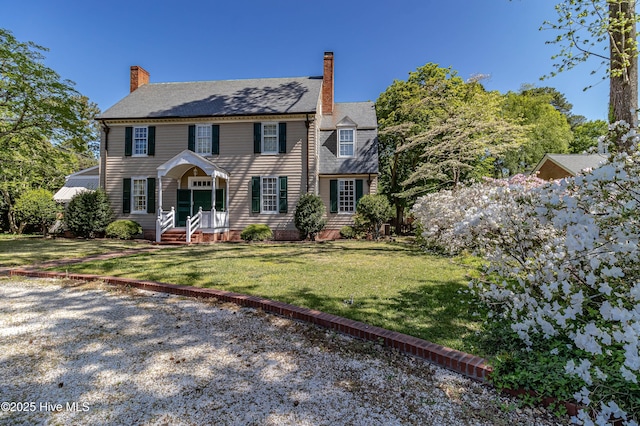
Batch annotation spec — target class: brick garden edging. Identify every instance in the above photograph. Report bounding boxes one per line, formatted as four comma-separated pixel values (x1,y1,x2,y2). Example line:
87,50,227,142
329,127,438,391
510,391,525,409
9,268,492,382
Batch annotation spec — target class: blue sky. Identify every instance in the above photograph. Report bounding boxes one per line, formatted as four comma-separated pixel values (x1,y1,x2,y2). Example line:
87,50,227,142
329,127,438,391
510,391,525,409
3,0,611,121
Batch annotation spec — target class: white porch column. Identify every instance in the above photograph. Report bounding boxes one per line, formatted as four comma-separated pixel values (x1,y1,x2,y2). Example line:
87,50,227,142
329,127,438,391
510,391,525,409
225,177,230,228
211,174,217,229
158,175,163,210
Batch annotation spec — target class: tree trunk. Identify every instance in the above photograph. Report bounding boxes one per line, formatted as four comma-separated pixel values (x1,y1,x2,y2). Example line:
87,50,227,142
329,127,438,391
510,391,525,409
390,151,403,231
1,189,19,234
609,0,638,152
395,203,404,233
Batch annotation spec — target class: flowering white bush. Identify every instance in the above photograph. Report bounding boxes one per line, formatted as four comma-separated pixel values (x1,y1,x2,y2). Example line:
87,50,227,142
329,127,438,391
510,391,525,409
411,174,547,255
412,123,640,425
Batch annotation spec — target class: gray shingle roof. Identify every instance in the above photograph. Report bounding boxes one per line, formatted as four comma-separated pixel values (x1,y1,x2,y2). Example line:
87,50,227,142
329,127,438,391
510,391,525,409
319,102,378,174
320,102,377,129
53,176,99,203
99,76,323,119
534,153,608,175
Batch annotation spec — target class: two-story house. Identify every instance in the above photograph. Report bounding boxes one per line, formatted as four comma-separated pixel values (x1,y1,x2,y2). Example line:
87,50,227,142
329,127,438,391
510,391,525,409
97,52,378,242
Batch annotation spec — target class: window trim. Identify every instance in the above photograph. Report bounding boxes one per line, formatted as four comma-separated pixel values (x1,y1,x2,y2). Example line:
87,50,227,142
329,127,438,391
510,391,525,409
131,176,148,214
261,122,279,155
132,126,148,157
261,176,279,214
338,178,356,214
195,124,212,156
337,127,356,158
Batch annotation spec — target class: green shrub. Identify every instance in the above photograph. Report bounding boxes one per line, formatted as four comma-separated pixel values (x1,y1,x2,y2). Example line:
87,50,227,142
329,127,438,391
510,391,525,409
14,188,61,236
340,225,356,239
294,193,327,240
354,194,393,240
106,220,142,240
240,224,273,242
65,189,113,238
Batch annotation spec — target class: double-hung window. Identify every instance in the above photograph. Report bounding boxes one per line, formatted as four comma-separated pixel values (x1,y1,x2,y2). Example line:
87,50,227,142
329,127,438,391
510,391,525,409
262,123,278,154
132,177,147,213
133,127,148,156
123,177,155,214
338,179,355,213
251,176,287,214
195,125,212,155
338,127,355,158
261,177,278,213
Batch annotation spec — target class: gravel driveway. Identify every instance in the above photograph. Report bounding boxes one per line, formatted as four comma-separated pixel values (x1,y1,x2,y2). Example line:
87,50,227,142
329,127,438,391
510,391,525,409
0,278,565,425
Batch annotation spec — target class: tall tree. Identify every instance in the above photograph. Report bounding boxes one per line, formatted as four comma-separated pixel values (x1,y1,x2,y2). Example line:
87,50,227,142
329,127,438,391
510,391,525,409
0,28,94,146
519,85,586,128
376,64,467,229
501,88,573,174
542,1,638,151
571,119,609,152
401,83,524,190
377,65,527,229
0,134,78,232
0,28,98,232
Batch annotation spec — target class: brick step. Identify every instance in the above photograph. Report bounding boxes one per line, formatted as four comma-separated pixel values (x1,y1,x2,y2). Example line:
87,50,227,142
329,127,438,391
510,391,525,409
159,229,202,244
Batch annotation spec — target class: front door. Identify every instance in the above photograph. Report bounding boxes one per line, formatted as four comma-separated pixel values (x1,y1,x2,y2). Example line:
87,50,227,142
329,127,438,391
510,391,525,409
177,189,191,227
193,190,212,213
176,189,212,226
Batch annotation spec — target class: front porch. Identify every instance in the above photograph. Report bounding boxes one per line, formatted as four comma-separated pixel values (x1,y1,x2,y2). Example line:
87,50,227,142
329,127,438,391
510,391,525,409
155,150,230,244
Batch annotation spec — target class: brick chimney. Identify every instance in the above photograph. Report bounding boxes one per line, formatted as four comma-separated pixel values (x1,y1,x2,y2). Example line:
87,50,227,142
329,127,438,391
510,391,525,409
322,52,334,115
130,66,150,93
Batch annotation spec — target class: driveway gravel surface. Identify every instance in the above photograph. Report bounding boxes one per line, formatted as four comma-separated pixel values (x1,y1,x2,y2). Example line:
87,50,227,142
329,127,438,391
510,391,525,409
0,278,566,425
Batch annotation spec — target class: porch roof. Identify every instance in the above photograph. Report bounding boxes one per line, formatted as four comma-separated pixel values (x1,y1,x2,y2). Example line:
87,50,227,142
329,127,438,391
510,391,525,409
157,150,229,180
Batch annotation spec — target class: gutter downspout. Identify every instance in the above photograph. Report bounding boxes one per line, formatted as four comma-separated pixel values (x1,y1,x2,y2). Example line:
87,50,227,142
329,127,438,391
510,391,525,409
99,120,110,190
305,114,311,193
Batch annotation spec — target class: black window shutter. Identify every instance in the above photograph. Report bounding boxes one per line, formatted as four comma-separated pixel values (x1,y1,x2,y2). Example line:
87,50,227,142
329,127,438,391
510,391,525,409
148,126,156,156
215,188,225,211
278,122,287,154
329,179,338,213
355,179,364,206
278,176,288,213
122,178,131,213
253,123,261,153
147,178,156,213
251,177,261,213
124,127,133,156
188,125,195,151
212,124,220,155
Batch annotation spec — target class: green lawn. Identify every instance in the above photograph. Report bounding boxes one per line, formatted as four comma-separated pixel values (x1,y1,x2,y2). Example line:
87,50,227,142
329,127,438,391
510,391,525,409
0,235,148,267
51,240,482,352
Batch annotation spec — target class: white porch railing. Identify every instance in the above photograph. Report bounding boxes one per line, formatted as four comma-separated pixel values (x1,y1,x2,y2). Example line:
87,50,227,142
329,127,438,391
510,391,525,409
186,207,203,243
214,210,229,230
198,210,229,230
156,207,229,243
156,207,175,243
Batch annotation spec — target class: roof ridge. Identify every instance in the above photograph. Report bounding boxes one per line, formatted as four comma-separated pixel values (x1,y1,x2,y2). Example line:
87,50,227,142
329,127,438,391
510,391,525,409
147,75,322,86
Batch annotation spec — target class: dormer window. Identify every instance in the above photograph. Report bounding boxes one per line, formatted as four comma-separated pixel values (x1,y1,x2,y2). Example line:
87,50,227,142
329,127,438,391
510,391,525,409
336,116,357,158
338,127,355,158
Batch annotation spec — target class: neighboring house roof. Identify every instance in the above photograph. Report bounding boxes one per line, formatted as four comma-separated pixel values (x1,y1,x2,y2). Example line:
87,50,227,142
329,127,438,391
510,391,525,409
532,153,608,180
99,76,323,119
319,102,379,175
53,166,99,203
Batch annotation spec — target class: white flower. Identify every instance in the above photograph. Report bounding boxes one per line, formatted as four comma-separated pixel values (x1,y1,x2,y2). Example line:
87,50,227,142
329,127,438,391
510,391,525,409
594,367,608,381
620,366,638,384
574,386,591,405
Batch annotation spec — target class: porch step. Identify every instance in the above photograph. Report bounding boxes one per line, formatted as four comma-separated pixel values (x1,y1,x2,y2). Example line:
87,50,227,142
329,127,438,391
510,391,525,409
158,229,203,245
